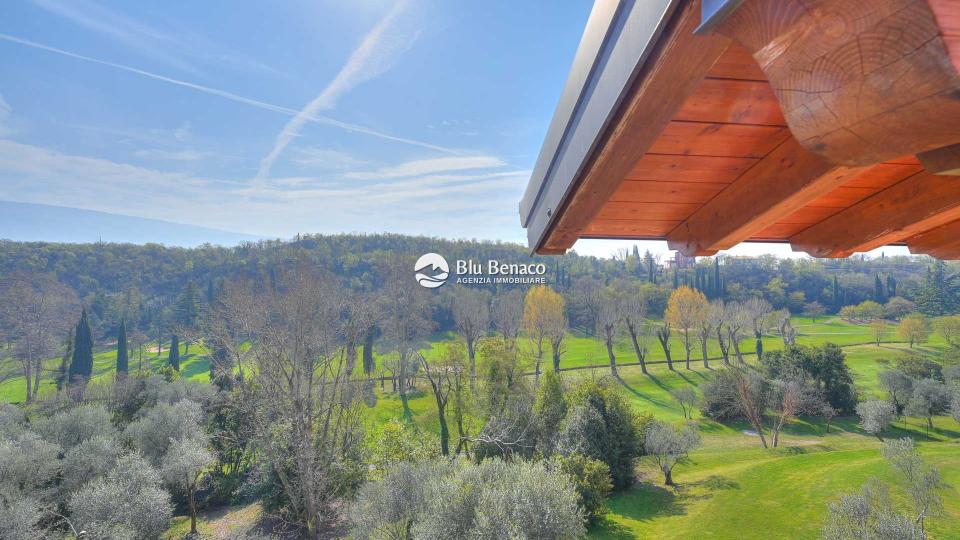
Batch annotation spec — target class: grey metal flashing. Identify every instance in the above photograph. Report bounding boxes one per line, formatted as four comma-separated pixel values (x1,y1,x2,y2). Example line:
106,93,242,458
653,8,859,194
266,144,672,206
694,0,746,35
518,0,681,251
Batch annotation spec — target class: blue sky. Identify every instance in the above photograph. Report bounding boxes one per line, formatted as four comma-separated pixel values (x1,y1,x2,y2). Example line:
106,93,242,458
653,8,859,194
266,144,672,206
0,1,592,242
0,0,910,259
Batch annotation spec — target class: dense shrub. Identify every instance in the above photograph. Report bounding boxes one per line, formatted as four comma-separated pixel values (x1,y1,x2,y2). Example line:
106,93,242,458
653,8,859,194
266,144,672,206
557,379,647,489
700,369,742,421
761,344,857,413
550,452,612,524
896,354,942,381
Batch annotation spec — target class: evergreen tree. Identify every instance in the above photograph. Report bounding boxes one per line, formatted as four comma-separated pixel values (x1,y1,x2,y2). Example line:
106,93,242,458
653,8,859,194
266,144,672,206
672,267,679,289
175,281,201,328
874,274,885,303
116,320,129,376
832,275,841,312
169,334,181,371
886,274,897,297
56,327,74,391
916,260,958,316
68,308,94,382
645,250,656,283
713,258,721,299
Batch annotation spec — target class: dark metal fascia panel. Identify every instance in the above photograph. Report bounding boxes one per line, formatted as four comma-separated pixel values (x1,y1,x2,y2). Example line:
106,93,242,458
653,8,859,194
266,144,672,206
518,0,681,251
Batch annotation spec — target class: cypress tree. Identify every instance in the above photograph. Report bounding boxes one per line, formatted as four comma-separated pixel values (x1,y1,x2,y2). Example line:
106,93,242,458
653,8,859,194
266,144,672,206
874,274,885,303
56,327,74,391
645,250,656,283
169,334,181,371
714,258,721,299
116,320,129,377
832,275,841,311
68,309,94,383
886,275,897,297
673,267,679,289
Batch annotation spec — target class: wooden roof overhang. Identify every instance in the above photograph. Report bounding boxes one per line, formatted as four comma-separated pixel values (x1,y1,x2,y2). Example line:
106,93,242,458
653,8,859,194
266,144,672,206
519,0,960,258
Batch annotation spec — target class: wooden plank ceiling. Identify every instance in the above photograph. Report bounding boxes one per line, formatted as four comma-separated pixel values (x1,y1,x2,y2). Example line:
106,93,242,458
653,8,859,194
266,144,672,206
583,41,950,257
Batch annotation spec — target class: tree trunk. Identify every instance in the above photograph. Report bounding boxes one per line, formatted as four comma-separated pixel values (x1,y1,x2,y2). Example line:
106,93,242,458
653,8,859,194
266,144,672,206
717,327,730,366
552,347,561,373
684,333,692,369
664,468,674,486
659,337,673,371
437,407,449,456
606,339,618,377
732,337,745,365
628,327,648,375
188,482,198,534
700,336,709,369
467,338,476,390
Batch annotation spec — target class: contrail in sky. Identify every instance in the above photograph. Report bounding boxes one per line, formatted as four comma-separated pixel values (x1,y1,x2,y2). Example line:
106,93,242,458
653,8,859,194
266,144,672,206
0,32,457,155
255,1,419,183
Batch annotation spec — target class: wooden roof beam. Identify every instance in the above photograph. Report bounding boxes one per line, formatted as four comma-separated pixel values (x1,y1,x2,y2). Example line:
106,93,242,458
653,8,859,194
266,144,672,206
703,0,960,166
905,220,960,258
666,137,865,256
791,171,960,257
539,1,731,252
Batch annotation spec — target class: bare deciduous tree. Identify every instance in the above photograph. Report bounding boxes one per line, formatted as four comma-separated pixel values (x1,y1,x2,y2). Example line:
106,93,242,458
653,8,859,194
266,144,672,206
452,289,490,389
0,274,77,402
240,265,366,536
491,289,523,343
596,287,623,377
623,287,650,375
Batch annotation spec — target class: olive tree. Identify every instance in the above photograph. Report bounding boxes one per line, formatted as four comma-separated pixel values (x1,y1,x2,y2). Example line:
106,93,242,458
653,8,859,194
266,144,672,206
881,438,945,535
161,436,215,535
33,404,115,450
60,434,123,495
644,420,701,486
905,379,950,430
670,387,697,420
350,458,585,540
823,479,923,540
69,452,173,540
856,400,896,441
124,399,205,465
878,369,914,416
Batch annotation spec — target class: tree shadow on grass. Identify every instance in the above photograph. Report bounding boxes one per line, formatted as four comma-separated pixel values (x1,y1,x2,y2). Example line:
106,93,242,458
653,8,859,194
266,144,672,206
616,375,671,408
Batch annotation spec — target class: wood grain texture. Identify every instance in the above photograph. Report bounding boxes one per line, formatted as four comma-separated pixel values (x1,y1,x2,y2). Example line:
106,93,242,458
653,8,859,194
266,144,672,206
649,122,789,158
706,42,768,81
608,181,727,204
674,78,786,125
713,0,960,166
906,219,960,256
790,171,960,257
665,137,865,256
625,154,758,183
583,220,682,238
541,0,732,252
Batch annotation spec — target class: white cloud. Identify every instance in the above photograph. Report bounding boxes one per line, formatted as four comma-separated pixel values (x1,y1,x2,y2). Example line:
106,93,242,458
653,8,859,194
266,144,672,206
133,148,208,161
291,147,366,170
345,155,506,180
0,139,529,241
255,1,421,182
0,33,455,154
